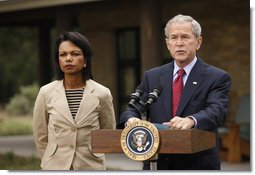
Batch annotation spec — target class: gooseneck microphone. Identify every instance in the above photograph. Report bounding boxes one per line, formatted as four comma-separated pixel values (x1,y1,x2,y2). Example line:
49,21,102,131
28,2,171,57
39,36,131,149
128,84,144,112
127,84,162,115
146,86,162,105
142,86,162,113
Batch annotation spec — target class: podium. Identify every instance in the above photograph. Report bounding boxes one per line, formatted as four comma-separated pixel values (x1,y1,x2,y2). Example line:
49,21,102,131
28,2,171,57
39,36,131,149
91,129,215,163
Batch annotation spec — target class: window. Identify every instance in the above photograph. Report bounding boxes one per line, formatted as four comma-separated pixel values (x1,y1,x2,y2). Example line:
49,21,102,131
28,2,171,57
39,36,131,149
117,28,141,116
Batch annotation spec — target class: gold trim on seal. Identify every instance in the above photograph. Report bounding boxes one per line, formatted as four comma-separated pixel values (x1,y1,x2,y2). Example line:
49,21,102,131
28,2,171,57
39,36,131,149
120,120,160,161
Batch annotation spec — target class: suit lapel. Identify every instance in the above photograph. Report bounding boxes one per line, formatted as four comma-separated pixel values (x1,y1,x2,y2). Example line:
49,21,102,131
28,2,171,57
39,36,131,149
160,63,174,119
176,59,203,116
75,80,99,126
53,80,76,126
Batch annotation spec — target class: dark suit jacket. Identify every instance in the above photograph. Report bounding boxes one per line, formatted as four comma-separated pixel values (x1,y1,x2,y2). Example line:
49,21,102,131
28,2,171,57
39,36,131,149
118,57,231,170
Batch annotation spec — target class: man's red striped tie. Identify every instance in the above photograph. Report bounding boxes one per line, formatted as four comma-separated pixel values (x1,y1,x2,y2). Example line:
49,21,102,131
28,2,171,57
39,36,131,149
172,69,185,117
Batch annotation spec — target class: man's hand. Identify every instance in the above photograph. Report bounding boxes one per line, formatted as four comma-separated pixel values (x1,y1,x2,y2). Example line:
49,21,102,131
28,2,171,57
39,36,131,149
125,117,141,127
162,116,195,130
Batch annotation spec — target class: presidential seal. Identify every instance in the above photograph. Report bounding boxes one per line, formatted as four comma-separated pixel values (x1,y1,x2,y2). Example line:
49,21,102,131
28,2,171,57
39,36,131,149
120,120,160,161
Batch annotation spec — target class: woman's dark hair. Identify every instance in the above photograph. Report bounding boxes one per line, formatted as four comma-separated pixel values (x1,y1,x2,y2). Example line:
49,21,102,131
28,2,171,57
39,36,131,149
54,31,93,80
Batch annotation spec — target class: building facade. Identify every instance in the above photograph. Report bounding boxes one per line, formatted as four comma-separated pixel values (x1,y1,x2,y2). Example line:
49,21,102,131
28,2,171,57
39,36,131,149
0,0,250,123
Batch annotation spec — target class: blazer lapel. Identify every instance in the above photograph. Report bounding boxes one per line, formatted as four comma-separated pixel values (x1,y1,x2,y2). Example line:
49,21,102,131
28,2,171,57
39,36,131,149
53,80,76,126
176,59,203,116
160,63,174,119
75,80,99,126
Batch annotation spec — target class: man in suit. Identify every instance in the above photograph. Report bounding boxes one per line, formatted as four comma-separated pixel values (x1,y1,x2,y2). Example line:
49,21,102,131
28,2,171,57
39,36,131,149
118,14,231,170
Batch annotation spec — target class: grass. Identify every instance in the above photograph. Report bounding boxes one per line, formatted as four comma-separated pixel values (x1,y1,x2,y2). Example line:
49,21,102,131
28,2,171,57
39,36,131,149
0,152,40,170
0,110,38,170
0,110,33,136
0,109,119,170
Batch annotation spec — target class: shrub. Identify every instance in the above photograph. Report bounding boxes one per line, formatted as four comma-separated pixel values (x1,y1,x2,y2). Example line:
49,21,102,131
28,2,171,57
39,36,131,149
0,152,40,170
6,83,39,116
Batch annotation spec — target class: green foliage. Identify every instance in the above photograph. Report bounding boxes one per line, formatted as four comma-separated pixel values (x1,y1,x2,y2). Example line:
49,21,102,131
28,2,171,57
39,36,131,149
0,27,38,104
6,95,30,115
0,152,40,170
6,83,39,115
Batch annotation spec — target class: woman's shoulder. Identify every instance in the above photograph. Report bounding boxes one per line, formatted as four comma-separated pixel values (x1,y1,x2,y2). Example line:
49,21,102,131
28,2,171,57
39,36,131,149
39,80,63,92
87,79,112,96
88,79,109,90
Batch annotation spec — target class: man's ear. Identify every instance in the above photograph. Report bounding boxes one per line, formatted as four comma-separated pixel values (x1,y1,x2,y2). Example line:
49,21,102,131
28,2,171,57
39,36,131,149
196,36,202,50
166,38,170,50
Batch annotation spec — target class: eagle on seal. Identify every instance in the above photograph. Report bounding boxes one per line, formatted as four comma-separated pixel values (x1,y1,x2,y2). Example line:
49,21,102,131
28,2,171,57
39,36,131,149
132,130,149,151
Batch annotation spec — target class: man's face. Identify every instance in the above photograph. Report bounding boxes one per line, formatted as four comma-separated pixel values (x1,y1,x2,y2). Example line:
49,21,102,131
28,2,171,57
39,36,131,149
166,22,202,67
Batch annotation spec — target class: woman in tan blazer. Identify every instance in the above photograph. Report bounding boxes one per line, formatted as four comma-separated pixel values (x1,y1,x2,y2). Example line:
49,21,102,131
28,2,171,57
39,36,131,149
33,32,116,170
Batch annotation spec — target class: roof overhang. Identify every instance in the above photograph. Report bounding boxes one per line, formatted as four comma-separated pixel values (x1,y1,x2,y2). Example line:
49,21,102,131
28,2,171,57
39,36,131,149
0,0,102,13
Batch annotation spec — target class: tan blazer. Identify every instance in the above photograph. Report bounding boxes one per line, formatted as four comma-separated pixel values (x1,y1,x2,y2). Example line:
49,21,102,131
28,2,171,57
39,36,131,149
33,79,116,170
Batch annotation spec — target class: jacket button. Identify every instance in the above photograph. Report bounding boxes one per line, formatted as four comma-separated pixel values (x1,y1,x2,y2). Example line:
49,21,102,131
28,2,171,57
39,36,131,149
70,145,74,149
71,127,76,132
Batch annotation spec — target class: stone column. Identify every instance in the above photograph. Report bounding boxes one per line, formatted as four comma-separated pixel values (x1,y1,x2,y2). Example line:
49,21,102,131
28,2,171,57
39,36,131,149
140,0,162,75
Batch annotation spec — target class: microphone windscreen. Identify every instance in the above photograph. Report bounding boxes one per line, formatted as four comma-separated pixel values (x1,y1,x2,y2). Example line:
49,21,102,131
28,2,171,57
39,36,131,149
155,86,162,94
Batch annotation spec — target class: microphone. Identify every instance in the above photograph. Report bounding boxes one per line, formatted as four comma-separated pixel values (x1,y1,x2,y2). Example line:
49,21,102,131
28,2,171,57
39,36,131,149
141,86,162,114
128,84,144,109
145,86,162,106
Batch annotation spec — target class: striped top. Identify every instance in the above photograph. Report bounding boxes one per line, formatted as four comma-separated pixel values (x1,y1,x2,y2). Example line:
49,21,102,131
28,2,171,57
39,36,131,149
65,88,85,119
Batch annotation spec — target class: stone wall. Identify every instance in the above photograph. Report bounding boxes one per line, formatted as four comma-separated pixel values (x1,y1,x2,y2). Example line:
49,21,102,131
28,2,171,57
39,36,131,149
76,0,250,120
162,0,250,120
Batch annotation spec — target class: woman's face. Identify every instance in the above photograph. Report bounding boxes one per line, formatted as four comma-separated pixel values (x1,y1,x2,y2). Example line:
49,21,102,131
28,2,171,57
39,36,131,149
58,41,85,77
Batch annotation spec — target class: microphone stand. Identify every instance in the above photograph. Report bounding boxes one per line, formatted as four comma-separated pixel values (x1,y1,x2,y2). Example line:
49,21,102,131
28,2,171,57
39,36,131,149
149,154,158,170
133,100,158,170
128,87,162,170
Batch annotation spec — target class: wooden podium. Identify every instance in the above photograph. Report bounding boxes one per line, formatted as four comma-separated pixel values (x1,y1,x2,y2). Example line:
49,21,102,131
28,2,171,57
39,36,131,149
91,129,215,154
